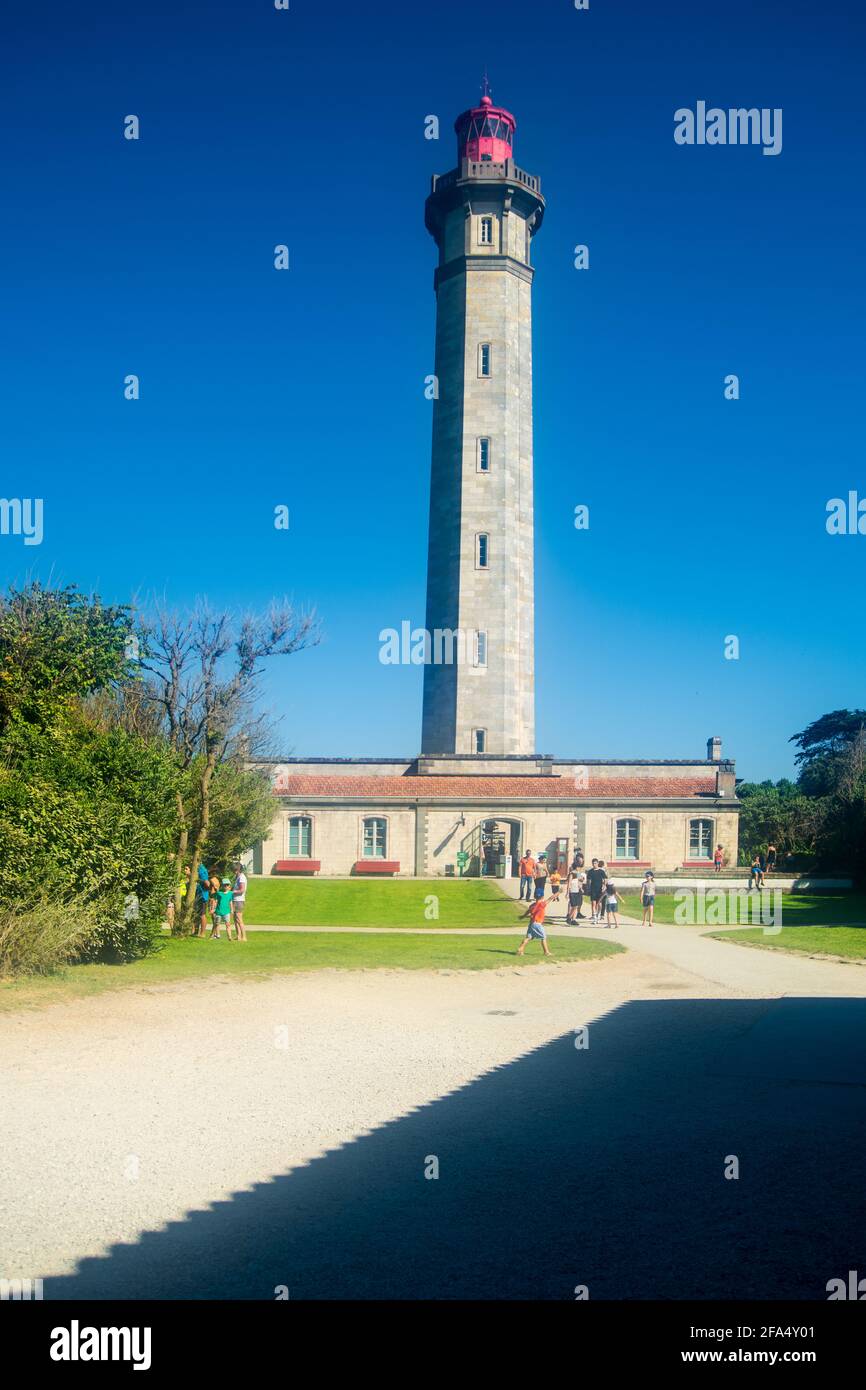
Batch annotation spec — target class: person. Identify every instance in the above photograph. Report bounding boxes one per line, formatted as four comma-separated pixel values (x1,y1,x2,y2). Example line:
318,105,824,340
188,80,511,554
208,872,220,924
194,863,211,937
231,862,248,942
211,878,234,939
597,860,610,920
517,894,552,958
604,881,621,929
713,844,724,874
518,850,536,902
167,862,190,931
766,843,777,874
586,858,607,924
758,849,767,876
748,856,763,891
549,867,563,910
566,863,586,923
574,847,585,869
640,871,656,926
533,853,549,900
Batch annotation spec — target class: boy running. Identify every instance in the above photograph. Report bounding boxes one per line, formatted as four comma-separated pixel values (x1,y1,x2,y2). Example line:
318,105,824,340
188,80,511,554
517,895,552,958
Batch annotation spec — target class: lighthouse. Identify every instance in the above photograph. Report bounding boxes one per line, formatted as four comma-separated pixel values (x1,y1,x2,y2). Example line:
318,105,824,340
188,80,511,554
421,84,545,757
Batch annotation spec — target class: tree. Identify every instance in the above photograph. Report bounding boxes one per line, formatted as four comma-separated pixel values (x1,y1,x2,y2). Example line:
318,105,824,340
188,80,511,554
0,584,179,963
735,780,822,865
0,582,134,732
137,600,319,926
791,709,866,796
811,732,866,881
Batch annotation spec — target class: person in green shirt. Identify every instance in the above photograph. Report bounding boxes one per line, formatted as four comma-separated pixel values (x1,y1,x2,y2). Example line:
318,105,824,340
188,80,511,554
211,878,235,940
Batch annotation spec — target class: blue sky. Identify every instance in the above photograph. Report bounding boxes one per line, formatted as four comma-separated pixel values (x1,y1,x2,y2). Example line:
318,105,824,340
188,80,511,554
1,0,863,779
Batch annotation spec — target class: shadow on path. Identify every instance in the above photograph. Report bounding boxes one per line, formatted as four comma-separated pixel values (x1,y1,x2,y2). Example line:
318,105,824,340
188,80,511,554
49,997,866,1300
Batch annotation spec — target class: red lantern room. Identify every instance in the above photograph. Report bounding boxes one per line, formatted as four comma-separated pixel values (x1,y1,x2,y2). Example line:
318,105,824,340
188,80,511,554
454,78,516,164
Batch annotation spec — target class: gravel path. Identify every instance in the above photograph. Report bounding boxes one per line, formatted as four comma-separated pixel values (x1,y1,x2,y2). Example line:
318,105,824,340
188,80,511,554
1,925,864,1299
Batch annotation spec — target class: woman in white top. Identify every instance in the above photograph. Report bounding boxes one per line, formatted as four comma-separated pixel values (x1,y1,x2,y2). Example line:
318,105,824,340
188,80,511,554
641,872,656,926
232,865,248,943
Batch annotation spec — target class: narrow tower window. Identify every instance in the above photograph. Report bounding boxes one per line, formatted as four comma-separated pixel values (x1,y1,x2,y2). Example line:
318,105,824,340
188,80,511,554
478,437,491,473
478,343,492,378
474,729,487,754
476,533,489,569
475,631,488,667
479,216,493,246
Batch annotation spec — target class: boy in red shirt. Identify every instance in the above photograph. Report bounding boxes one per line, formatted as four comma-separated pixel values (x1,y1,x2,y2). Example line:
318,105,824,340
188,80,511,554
517,895,552,958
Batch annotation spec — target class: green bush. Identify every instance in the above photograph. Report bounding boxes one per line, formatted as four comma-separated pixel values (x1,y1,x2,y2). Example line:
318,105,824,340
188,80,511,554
0,897,103,977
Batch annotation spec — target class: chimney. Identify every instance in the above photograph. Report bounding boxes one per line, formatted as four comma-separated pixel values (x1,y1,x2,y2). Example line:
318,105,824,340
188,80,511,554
707,736,722,762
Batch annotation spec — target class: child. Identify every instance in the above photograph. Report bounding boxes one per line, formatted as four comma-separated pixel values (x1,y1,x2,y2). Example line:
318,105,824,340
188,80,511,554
517,894,552,958
549,867,563,910
211,878,234,939
713,844,724,874
604,881,621,929
566,865,586,923
533,853,549,900
640,871,655,926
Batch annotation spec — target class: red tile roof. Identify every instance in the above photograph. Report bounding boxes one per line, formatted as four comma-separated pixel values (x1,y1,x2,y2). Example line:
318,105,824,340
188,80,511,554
271,775,716,800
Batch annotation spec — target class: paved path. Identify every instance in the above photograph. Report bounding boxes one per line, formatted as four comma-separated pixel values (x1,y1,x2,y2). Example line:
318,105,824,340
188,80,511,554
1,919,864,1300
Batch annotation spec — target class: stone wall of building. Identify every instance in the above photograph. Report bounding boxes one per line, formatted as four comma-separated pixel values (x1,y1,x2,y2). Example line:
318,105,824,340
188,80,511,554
255,799,740,877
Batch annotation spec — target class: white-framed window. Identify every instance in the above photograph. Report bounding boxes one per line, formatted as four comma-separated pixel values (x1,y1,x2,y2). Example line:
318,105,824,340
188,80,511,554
478,437,491,473
473,729,487,754
288,815,312,857
479,216,493,246
689,818,714,860
615,818,639,860
476,532,489,568
478,343,492,378
362,816,387,859
475,630,488,667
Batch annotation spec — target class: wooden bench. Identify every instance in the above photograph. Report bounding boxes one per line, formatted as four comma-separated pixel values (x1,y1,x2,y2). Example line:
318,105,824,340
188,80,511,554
352,860,400,876
274,859,321,875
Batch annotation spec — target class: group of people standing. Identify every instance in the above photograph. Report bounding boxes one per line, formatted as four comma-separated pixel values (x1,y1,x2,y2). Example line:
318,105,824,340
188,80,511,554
192,862,248,941
517,848,659,955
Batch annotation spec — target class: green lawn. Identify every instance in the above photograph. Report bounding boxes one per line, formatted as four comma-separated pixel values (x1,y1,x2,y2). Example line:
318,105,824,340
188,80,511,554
709,926,866,960
0,929,623,1012
245,877,525,928
620,892,866,929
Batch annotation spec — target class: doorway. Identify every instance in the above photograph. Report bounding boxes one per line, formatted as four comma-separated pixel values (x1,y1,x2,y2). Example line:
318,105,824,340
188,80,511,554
459,818,523,877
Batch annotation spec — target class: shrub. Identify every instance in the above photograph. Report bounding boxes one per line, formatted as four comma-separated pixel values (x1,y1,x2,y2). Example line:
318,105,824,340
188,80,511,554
0,897,103,977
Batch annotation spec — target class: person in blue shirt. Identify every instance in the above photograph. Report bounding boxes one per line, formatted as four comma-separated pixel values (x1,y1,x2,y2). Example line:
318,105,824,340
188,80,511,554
194,863,210,937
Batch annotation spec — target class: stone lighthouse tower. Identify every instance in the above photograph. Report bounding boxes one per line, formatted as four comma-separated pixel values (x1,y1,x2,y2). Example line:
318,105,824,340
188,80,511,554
421,85,544,756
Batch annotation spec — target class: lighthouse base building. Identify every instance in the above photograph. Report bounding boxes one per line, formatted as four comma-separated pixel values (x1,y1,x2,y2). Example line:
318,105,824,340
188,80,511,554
251,747,740,880
249,88,740,879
